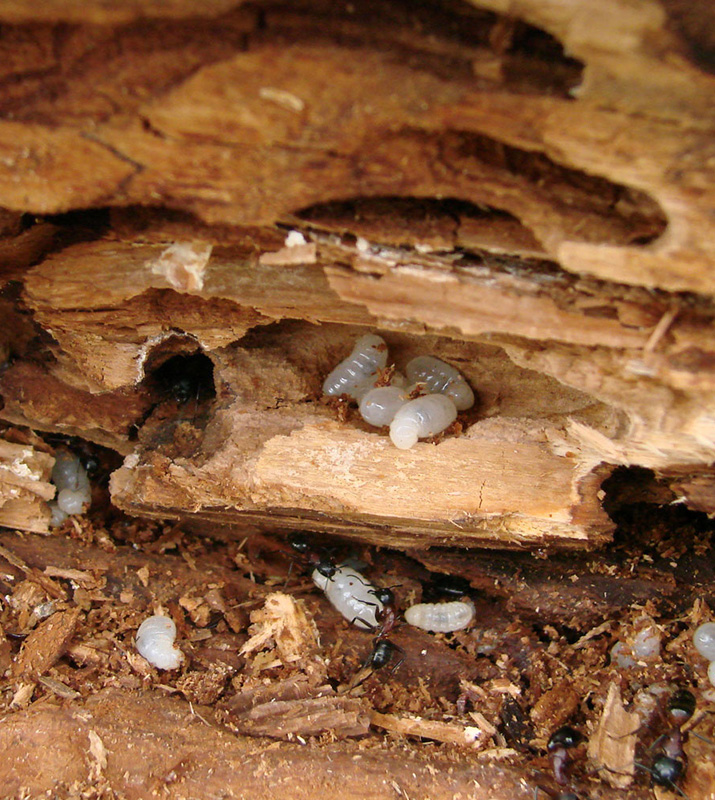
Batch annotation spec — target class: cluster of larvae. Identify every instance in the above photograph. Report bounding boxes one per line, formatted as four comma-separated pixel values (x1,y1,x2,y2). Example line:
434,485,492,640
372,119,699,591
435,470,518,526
49,450,92,527
322,334,474,449
693,622,715,687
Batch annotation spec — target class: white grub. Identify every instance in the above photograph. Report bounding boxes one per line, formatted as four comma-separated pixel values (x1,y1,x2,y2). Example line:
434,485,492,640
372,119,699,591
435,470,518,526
135,615,183,670
709,660,715,688
322,334,388,401
359,385,409,427
312,565,383,630
404,599,475,633
405,355,474,410
693,621,715,661
48,450,91,526
389,393,457,449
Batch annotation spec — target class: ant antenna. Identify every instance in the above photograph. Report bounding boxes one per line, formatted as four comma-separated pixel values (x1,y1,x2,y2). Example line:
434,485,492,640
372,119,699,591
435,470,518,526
634,762,690,800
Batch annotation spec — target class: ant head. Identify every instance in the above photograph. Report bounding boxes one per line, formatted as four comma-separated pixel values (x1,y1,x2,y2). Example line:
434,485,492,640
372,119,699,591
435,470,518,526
370,587,395,606
548,726,581,752
315,560,337,579
668,688,696,724
651,755,684,787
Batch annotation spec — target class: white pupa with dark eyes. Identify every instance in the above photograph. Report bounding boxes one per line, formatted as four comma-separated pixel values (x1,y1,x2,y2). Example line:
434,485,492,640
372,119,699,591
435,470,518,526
405,356,474,410
404,599,475,633
312,565,384,630
389,393,457,449
359,385,409,426
135,615,183,670
322,334,388,400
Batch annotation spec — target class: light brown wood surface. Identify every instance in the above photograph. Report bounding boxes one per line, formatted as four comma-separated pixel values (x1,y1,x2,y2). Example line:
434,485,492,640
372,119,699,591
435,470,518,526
0,0,713,551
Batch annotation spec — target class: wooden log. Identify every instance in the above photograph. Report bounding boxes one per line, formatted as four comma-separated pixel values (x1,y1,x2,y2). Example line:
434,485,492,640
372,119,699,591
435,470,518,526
0,434,54,532
0,2,713,548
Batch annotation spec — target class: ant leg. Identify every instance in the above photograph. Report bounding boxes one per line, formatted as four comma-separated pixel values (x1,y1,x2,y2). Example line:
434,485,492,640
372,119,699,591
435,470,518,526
388,642,406,673
691,730,715,745
349,615,376,629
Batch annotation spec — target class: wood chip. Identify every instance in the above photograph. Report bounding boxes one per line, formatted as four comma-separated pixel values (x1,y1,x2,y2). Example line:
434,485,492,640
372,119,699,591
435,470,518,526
369,710,491,748
587,683,639,788
222,680,369,740
240,592,320,665
12,607,81,679
37,675,81,699
0,544,67,599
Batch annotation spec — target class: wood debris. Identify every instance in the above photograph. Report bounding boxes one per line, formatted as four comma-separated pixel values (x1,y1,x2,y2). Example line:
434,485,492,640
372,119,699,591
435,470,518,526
369,710,493,749
12,607,81,680
587,683,640,789
221,680,370,740
240,592,321,668
0,438,54,533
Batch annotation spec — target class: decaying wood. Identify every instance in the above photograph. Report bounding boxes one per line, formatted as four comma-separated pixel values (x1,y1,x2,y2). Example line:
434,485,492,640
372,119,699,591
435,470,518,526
587,683,640,790
0,688,540,800
0,4,715,793
2,512,712,800
12,606,81,680
369,709,493,749
0,436,54,532
0,0,712,548
222,681,371,740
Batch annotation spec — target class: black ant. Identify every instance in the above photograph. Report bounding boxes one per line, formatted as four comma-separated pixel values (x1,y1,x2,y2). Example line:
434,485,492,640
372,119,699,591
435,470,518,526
351,586,398,636
347,586,405,688
288,533,338,581
362,586,404,670
636,688,700,797
548,726,581,787
364,638,404,672
534,726,583,800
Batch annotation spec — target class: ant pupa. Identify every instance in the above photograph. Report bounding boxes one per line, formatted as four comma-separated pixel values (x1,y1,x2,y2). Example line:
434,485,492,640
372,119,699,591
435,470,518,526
405,355,475,411
389,393,457,449
312,564,384,630
358,385,408,426
322,334,388,401
49,449,92,527
693,622,715,687
403,598,475,633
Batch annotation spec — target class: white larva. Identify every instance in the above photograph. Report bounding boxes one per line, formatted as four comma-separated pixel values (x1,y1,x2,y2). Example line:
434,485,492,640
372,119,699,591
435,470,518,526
312,565,383,630
359,385,409,427
404,599,475,633
405,355,475,410
322,334,388,401
48,450,92,526
135,614,183,670
389,393,457,449
693,621,715,661
709,660,715,689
